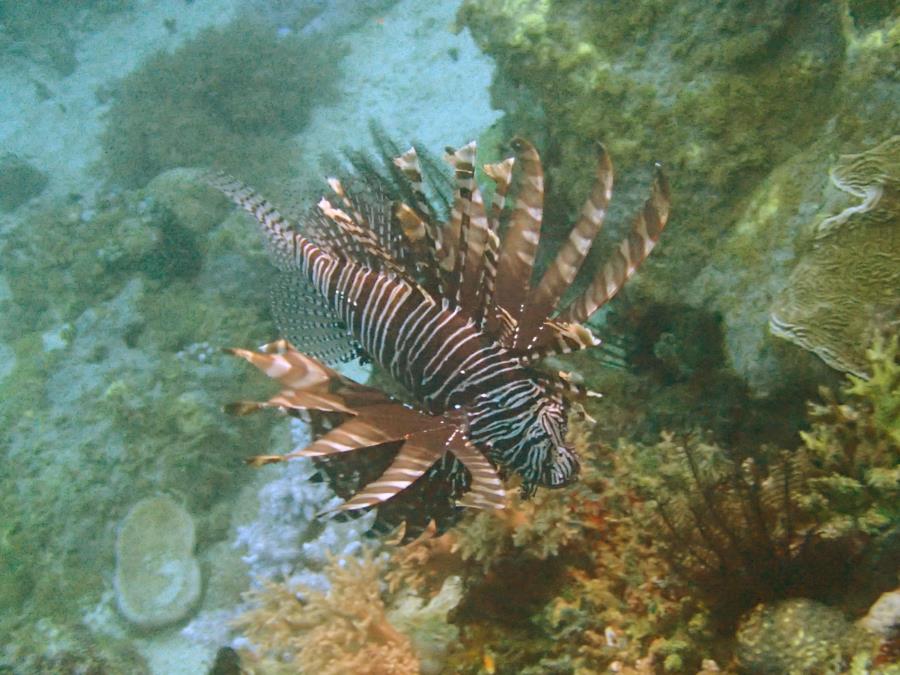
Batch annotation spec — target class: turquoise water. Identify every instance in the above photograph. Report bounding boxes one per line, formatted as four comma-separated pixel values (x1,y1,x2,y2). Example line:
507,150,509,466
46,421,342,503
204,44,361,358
0,1,897,673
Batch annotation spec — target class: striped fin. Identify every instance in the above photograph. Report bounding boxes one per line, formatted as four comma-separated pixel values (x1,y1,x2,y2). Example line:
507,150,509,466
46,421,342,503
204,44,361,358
332,428,449,512
443,142,490,309
493,138,544,325
299,415,396,457
270,274,362,365
441,142,474,301
557,164,670,325
523,144,614,334
225,341,506,513
204,172,307,271
317,196,408,279
483,156,515,230
225,340,336,390
478,158,513,330
392,147,450,295
392,146,433,220
519,320,602,363
393,148,447,264
448,430,506,509
392,200,443,295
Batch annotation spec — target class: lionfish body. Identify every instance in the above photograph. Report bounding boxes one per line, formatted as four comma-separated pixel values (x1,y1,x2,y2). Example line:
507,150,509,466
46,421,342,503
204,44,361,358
210,139,669,537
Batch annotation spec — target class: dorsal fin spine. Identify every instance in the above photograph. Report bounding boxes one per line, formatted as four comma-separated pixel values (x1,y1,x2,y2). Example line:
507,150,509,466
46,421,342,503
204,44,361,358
522,144,614,336
204,172,330,277
556,164,670,325
492,138,544,344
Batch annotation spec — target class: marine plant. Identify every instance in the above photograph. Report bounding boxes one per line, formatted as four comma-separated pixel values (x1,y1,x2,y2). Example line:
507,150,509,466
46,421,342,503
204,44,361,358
100,20,344,189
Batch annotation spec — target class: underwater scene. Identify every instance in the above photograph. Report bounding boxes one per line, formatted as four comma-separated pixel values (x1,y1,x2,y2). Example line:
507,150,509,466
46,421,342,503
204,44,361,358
0,0,898,673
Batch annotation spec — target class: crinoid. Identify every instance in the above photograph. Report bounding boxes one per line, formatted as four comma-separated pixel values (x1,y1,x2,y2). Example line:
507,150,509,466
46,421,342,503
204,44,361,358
620,433,854,627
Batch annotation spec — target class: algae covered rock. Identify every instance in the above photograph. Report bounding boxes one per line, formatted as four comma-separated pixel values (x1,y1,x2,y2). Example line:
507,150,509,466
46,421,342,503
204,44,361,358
736,599,864,674
0,153,48,211
458,0,898,395
114,495,201,630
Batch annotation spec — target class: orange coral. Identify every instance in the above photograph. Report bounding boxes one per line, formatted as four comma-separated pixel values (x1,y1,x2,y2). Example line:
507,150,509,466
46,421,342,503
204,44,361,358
234,551,419,675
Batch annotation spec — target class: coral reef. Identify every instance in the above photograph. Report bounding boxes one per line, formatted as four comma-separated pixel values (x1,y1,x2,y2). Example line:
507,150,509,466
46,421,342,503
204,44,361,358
457,0,899,396
770,135,900,377
0,169,274,653
233,551,420,675
100,19,345,189
432,343,898,672
114,495,201,629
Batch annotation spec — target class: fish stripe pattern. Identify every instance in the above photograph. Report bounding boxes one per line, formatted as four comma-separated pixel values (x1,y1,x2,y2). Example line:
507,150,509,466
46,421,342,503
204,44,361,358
206,138,669,538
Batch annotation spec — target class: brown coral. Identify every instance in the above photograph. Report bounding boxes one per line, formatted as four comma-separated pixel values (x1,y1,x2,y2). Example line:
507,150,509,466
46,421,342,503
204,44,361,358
234,552,419,675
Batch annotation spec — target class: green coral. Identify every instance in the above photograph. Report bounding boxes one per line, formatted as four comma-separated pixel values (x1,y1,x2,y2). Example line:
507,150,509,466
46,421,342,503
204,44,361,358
100,20,345,189
798,334,900,539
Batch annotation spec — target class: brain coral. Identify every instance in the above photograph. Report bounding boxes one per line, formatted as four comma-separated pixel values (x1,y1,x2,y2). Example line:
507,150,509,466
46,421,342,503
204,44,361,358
770,135,900,377
114,495,201,630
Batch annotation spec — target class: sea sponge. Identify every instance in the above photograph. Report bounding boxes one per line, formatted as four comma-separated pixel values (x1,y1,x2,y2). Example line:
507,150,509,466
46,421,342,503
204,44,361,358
114,495,201,630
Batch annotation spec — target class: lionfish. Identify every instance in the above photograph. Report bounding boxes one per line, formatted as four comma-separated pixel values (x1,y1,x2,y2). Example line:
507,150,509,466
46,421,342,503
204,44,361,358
208,138,669,538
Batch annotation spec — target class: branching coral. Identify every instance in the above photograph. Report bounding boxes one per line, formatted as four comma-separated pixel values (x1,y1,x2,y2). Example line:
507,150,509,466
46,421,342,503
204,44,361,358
451,479,594,572
234,551,419,675
797,334,900,540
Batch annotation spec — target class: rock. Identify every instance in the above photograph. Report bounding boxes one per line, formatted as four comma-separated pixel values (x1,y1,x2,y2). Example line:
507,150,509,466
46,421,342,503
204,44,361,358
0,154,48,211
114,495,202,630
861,587,900,638
736,598,862,674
